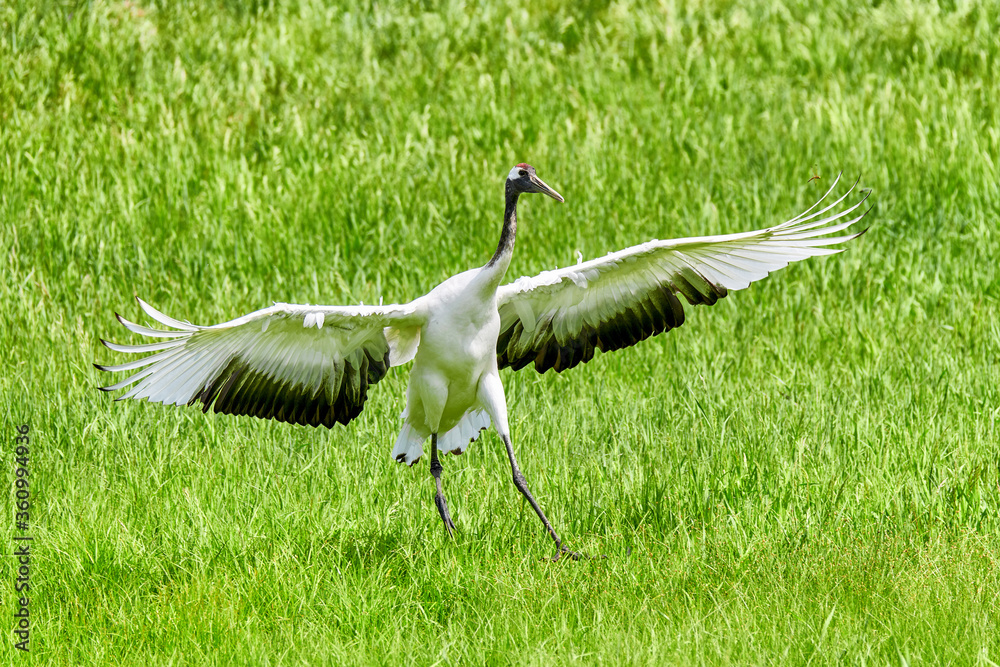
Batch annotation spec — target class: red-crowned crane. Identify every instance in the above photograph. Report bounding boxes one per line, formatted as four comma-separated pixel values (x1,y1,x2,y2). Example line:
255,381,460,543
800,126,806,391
96,165,870,560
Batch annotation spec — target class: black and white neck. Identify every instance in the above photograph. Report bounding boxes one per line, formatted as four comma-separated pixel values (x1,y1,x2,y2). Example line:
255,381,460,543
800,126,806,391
484,163,564,281
486,174,522,271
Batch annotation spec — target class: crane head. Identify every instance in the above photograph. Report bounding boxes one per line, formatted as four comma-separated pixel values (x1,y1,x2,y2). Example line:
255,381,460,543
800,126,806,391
507,163,564,202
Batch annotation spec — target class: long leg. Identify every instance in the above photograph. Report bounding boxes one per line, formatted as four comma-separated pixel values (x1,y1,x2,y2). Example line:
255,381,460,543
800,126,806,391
430,433,456,537
478,372,578,561
500,434,579,561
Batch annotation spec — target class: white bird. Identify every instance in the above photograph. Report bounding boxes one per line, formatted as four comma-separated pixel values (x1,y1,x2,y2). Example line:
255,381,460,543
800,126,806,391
97,164,870,560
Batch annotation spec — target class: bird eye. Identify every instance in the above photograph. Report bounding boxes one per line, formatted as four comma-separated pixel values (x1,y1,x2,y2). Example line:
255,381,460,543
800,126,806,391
518,170,527,177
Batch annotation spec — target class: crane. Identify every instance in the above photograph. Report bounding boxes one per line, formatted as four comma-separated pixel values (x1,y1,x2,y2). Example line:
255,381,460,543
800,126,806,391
96,165,870,561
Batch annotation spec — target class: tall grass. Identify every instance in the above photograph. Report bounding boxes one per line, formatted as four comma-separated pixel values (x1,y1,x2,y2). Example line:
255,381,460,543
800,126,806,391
2,0,998,663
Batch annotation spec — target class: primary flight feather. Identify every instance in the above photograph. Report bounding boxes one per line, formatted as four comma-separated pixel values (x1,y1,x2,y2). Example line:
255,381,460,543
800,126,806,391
97,165,870,560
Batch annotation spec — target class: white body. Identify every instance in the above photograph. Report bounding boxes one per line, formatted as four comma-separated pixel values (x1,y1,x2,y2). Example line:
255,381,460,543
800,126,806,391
392,264,510,463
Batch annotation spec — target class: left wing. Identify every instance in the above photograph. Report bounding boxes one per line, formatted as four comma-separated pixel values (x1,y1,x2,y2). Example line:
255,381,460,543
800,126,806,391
496,176,871,373
96,298,425,428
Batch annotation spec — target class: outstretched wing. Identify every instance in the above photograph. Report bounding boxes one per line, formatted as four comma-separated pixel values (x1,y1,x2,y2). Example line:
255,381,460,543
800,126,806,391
96,298,425,428
497,175,871,373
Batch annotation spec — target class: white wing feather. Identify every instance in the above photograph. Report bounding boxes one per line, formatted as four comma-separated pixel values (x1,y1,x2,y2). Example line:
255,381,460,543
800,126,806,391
497,175,871,373
97,298,426,427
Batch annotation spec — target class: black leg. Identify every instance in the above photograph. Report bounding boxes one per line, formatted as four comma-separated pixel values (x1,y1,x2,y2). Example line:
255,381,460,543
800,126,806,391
430,433,456,537
501,434,580,562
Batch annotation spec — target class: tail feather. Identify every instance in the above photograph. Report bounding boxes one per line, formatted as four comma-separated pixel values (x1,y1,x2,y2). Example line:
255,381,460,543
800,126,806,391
390,409,492,466
391,423,425,466
438,409,491,456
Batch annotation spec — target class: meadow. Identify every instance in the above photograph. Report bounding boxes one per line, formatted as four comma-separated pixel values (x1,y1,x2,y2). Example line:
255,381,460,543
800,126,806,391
2,0,999,663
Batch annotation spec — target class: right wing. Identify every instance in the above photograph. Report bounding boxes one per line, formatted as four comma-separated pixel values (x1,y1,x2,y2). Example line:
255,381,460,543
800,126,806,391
96,298,426,428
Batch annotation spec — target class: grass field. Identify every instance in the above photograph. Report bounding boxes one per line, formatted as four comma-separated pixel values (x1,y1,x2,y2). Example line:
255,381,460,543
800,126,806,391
3,0,999,663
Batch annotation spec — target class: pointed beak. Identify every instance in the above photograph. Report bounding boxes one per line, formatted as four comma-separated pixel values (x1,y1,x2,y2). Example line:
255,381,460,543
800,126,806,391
530,174,564,203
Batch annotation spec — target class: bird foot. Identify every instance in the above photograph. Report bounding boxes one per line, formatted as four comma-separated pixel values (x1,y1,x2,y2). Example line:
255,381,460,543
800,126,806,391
434,492,456,537
546,545,609,563
551,545,581,562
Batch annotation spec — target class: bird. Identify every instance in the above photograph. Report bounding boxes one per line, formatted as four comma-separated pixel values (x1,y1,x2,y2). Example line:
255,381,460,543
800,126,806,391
96,164,871,560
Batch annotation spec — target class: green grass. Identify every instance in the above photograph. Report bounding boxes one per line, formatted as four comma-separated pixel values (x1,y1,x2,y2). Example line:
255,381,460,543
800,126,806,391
3,0,999,663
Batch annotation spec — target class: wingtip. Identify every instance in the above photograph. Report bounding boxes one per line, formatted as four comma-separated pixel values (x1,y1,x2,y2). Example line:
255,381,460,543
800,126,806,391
134,296,151,316
855,197,876,227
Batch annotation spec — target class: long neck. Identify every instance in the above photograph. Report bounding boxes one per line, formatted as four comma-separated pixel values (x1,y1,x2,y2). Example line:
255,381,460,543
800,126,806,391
486,182,519,273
